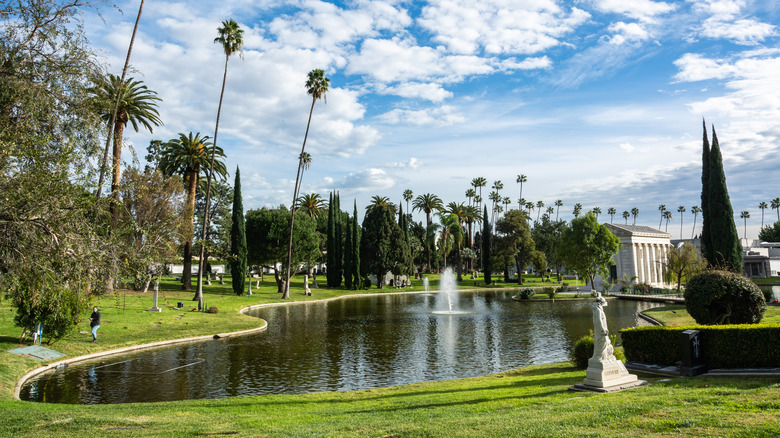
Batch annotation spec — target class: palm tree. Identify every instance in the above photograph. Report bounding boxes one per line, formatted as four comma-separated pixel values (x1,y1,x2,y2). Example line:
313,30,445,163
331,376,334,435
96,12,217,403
159,132,226,292
658,204,666,229
622,210,630,224
773,198,780,222
516,174,527,209
463,205,480,269
285,68,329,299
607,207,616,223
297,193,326,219
759,201,769,228
403,189,413,213
536,200,544,222
367,195,395,213
631,207,639,225
592,206,601,221
472,177,487,211
194,19,245,308
89,74,162,220
677,206,686,239
299,152,312,170
465,188,475,207
691,206,701,238
447,202,466,224
554,200,563,221
546,206,554,218
489,191,502,227
95,0,149,201
413,193,444,272
663,210,673,232
573,203,582,218
740,211,750,240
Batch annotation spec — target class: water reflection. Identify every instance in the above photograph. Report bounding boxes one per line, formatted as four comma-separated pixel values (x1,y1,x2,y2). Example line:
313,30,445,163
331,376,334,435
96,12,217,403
21,291,659,404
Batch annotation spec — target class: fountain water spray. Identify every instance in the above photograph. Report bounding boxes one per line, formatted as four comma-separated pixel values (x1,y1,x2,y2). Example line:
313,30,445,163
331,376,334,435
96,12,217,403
433,268,467,315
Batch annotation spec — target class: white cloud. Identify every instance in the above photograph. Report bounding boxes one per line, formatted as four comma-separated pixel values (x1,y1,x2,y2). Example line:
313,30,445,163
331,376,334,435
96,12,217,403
377,82,453,102
333,168,397,192
378,105,466,127
606,22,650,45
699,17,776,45
672,53,735,82
591,0,676,22
385,157,421,169
619,142,636,152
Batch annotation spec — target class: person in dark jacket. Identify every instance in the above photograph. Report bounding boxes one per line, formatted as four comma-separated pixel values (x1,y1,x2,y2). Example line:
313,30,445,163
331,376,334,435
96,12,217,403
89,306,101,343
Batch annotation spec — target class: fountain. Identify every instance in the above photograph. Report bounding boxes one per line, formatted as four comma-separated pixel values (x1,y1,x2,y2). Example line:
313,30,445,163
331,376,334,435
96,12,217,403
433,268,468,315
423,277,429,292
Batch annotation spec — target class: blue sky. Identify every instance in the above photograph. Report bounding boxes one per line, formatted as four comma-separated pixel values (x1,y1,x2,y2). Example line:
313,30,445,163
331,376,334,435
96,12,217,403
85,0,780,239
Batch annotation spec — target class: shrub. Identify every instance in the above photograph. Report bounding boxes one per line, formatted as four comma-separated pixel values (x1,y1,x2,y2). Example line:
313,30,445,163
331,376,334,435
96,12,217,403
542,287,555,299
684,270,766,325
519,288,534,300
622,324,780,368
207,306,219,314
572,335,593,369
559,283,570,292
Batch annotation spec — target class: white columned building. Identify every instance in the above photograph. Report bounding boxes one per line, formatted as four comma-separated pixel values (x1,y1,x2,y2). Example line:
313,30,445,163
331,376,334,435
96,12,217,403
603,224,672,290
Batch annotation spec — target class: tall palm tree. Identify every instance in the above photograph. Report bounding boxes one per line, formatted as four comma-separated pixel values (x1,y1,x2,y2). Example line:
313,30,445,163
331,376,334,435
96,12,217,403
622,210,630,225
631,207,639,225
403,189,413,213
159,132,226,292
95,0,148,201
472,177,487,211
196,19,245,307
536,200,544,222
677,206,686,239
607,207,616,223
516,174,527,209
413,193,444,271
89,74,162,221
554,200,563,221
465,188,475,207
592,206,601,221
773,198,780,222
691,206,701,238
447,202,467,225
663,210,673,232
463,205,480,270
297,193,326,219
367,195,395,213
740,211,750,240
573,203,582,218
759,201,768,228
285,68,329,299
658,204,666,229
546,206,554,218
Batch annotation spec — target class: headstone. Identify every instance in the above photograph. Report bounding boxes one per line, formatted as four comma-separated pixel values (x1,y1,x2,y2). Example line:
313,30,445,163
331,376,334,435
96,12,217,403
678,329,707,376
571,294,647,393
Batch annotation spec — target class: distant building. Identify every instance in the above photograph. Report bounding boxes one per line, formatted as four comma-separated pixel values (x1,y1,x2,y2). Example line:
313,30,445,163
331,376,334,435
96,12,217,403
742,241,780,278
600,224,672,290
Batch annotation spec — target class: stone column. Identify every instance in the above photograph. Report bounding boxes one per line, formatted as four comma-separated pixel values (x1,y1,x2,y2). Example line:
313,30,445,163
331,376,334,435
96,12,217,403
644,243,652,285
631,242,639,283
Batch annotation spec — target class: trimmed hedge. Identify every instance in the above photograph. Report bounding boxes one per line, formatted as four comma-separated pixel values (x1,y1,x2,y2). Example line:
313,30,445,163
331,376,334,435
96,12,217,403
622,324,780,368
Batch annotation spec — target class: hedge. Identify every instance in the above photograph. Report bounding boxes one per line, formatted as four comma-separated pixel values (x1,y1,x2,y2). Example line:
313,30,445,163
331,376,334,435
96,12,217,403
622,324,780,368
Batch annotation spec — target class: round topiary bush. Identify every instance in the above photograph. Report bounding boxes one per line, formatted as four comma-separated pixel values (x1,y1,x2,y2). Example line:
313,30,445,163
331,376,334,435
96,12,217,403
684,270,766,325
518,288,534,300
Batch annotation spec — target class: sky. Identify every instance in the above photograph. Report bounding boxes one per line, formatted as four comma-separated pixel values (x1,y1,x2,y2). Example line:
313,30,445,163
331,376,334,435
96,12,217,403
83,0,780,240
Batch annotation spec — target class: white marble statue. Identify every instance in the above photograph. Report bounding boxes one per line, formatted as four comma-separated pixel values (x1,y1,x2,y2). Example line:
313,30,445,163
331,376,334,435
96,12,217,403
592,295,615,362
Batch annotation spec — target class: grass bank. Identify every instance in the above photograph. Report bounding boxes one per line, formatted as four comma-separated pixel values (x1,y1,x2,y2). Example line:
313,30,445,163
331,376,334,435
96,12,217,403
642,305,780,326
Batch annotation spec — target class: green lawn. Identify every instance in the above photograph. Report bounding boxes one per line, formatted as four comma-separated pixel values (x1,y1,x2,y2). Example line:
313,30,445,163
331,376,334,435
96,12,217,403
2,275,778,437
643,305,780,326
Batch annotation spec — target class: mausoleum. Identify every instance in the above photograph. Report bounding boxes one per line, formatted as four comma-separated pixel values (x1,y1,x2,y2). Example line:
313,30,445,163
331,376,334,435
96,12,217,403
603,223,672,290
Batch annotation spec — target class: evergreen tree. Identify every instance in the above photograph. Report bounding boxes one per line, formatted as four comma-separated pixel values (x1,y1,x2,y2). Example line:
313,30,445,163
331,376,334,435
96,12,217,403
482,206,493,285
343,214,353,290
700,119,712,263
325,192,336,287
352,200,361,289
230,167,247,295
707,127,742,270
334,192,343,287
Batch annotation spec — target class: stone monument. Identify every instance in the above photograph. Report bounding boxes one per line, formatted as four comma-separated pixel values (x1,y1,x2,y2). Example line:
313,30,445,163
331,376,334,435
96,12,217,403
572,294,646,392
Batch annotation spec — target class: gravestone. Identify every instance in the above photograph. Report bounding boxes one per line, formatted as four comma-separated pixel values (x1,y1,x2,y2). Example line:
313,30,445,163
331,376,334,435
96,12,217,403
678,329,707,376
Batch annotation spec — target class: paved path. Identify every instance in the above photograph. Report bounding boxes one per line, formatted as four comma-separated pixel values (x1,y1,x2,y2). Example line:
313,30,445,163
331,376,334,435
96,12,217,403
611,292,684,303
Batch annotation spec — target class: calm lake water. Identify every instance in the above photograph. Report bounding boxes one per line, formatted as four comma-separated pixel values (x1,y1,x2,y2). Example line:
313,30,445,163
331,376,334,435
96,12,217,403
21,291,660,404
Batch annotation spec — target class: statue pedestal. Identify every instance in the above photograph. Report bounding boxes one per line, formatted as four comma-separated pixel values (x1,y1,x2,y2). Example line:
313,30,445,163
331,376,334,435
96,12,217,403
572,358,647,393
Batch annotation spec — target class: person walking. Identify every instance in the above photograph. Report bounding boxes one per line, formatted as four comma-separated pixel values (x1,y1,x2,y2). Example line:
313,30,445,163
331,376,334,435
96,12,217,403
89,306,101,343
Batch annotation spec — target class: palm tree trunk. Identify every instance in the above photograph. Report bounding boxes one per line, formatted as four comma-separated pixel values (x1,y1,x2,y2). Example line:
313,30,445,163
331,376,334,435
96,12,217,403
182,168,198,290
284,97,316,299
193,54,230,308
96,0,145,201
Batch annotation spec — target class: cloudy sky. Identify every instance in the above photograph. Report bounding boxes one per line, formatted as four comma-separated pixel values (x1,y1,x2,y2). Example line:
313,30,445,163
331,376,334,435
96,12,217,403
85,0,780,239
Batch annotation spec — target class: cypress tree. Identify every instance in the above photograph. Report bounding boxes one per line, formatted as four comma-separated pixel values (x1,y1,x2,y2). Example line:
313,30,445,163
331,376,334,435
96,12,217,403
326,192,335,287
707,127,742,270
334,192,343,287
352,200,361,289
230,167,247,296
343,214,353,290
482,205,492,285
700,119,712,263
